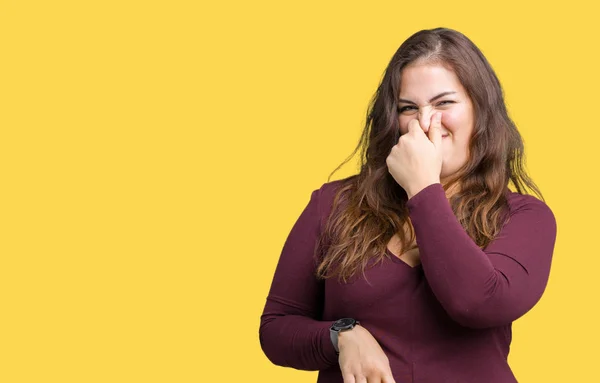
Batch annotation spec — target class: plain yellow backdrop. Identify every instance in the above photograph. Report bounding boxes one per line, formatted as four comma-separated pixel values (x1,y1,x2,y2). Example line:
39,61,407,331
1,0,598,382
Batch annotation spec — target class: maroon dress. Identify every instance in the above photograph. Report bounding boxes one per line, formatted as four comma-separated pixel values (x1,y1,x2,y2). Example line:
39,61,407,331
259,176,557,382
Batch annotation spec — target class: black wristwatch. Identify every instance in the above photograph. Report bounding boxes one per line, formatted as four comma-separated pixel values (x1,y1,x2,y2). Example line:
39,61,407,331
329,318,360,354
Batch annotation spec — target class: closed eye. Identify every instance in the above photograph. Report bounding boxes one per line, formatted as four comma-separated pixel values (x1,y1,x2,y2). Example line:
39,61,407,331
397,100,455,113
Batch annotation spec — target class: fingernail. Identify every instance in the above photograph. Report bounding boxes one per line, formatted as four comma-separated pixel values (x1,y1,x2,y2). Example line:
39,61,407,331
436,112,442,120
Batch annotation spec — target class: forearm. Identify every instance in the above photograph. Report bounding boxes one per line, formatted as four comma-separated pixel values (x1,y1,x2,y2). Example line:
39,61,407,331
259,299,338,370
406,183,555,328
259,184,343,369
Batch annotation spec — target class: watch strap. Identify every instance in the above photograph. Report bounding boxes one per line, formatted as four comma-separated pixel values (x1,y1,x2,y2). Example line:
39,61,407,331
329,328,340,354
329,318,360,354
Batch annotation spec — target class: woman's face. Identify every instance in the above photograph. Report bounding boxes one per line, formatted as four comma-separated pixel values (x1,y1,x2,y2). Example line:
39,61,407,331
397,62,475,181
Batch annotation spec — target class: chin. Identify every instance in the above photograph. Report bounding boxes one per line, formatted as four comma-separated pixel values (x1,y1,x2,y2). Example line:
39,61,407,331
440,163,466,182
440,166,456,181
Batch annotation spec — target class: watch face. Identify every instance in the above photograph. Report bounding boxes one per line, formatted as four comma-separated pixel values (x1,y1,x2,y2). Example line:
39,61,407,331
336,318,355,328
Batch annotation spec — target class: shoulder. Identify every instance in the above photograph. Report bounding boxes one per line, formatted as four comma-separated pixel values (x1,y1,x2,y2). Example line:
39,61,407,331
315,175,356,200
482,190,558,258
310,174,358,226
505,190,557,229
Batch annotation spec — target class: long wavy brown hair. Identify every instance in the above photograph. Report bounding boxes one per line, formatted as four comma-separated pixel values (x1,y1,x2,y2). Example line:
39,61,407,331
315,27,544,283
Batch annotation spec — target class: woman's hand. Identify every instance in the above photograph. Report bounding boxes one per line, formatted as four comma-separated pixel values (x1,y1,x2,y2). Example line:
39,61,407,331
338,325,396,383
386,112,444,199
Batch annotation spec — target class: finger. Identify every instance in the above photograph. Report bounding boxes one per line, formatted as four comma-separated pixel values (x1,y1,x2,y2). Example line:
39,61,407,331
355,376,367,383
428,112,443,149
341,372,356,383
406,118,423,136
382,373,397,383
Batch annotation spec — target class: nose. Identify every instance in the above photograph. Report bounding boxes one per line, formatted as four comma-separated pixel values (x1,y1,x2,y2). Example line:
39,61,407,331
418,106,434,132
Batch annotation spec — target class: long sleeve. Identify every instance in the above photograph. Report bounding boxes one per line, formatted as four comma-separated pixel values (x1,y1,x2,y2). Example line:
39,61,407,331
406,183,557,329
259,186,338,370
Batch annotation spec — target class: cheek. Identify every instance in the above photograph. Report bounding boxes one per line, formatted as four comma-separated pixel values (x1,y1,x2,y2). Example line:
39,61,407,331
440,111,460,133
398,115,420,135
398,117,410,135
441,107,472,136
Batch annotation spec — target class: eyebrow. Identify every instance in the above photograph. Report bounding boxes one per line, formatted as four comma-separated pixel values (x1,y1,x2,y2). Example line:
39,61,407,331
398,91,457,105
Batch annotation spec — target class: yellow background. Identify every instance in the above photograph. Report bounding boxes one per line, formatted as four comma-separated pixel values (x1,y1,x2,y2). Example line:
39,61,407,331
1,0,597,382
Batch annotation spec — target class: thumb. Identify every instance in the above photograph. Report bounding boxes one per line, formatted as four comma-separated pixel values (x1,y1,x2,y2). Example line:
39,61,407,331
428,112,443,150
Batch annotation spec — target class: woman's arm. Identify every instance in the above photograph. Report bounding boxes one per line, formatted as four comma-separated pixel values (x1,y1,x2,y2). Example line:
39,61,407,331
259,187,338,370
406,183,557,329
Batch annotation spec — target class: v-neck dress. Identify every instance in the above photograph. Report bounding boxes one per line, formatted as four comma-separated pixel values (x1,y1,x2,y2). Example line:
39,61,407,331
259,176,557,383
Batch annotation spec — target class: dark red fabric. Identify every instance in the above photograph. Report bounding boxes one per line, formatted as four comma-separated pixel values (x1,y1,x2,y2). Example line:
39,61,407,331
259,177,557,383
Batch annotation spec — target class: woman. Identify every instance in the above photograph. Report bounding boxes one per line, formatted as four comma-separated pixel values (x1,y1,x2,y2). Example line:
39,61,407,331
259,27,557,383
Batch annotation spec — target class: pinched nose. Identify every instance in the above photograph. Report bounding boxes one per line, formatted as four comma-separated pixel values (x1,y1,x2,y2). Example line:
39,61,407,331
417,106,434,132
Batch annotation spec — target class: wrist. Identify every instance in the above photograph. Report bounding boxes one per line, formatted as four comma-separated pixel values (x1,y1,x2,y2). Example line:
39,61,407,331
330,318,360,354
407,180,440,199
337,324,358,347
